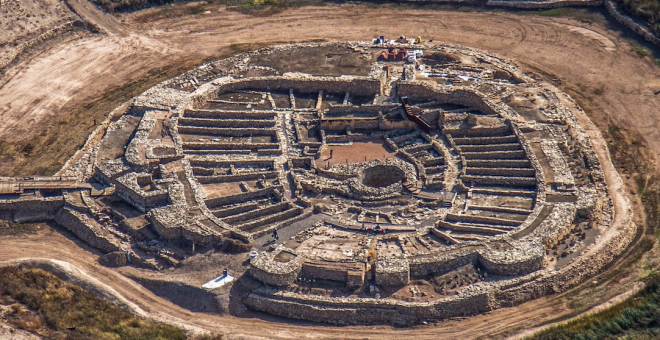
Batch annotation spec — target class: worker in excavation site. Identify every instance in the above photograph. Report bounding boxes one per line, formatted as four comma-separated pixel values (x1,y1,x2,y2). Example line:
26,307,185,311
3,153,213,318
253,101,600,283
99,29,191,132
272,230,279,241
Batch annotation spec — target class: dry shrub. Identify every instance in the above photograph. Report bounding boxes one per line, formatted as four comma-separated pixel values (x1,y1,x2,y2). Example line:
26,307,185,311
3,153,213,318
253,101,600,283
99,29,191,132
193,333,225,340
0,295,12,305
0,267,186,339
91,0,185,13
32,316,42,330
423,52,461,65
17,317,28,330
11,303,23,315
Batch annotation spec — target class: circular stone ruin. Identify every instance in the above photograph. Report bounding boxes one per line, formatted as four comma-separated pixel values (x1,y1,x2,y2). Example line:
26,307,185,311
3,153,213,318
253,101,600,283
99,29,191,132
362,164,405,188
6,41,634,326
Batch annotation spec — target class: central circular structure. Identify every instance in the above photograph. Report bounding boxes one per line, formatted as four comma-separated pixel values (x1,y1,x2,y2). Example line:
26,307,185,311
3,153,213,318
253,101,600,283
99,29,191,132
362,165,404,188
81,41,633,327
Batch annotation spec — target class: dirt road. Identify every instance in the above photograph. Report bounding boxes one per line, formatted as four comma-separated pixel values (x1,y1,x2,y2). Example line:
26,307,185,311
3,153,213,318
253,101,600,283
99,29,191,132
0,2,658,339
0,228,572,339
3,4,660,159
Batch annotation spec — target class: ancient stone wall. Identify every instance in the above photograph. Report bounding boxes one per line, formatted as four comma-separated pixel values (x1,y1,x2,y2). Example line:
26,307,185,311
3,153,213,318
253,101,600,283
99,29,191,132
487,0,601,8
191,77,381,107
409,249,480,277
398,83,497,115
149,207,183,239
301,261,367,285
114,173,169,213
375,258,411,286
249,247,302,286
0,196,64,215
478,241,545,275
205,186,279,208
244,287,494,326
196,171,278,184
322,118,380,131
54,207,122,253
18,40,633,324
444,126,511,138
184,109,276,119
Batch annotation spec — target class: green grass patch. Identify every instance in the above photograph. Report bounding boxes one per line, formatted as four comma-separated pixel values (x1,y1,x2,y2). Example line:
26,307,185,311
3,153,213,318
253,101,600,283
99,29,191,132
134,3,211,22
515,6,605,23
0,267,189,339
536,8,570,17
91,0,198,13
529,274,660,339
227,0,331,17
185,4,207,14
0,222,40,237
634,46,652,57
525,117,660,339
617,0,660,36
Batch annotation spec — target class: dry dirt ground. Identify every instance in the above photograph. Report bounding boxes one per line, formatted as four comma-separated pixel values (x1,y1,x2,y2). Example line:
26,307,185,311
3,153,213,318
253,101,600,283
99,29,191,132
0,228,592,339
0,318,41,340
315,140,396,167
0,0,78,69
1,1,660,339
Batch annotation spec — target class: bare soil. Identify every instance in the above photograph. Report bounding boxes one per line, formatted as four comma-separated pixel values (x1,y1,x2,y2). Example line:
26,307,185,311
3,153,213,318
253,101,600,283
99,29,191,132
249,45,372,76
0,0,78,69
0,1,659,339
0,317,41,340
315,140,397,167
0,226,571,339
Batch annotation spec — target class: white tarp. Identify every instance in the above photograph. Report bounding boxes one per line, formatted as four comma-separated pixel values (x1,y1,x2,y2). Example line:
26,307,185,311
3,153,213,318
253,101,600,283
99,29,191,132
202,274,234,290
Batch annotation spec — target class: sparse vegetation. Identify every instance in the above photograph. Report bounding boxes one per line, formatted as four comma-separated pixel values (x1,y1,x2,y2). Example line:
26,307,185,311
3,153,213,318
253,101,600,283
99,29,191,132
603,122,660,274
618,0,660,35
0,221,40,237
192,334,225,340
518,64,660,337
235,0,287,16
0,54,238,176
633,45,652,57
524,117,660,339
96,0,310,17
0,267,187,339
517,6,606,23
91,0,190,13
592,86,605,95
536,8,570,17
133,2,211,22
529,273,660,339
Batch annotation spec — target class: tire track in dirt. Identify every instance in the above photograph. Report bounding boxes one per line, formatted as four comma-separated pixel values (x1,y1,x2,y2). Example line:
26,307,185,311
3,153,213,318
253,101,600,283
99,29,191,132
0,228,574,339
0,4,658,338
555,22,617,52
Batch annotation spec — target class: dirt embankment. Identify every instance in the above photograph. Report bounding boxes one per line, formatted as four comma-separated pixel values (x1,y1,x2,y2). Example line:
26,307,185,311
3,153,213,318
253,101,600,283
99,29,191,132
0,0,80,70
0,228,584,339
1,3,660,176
